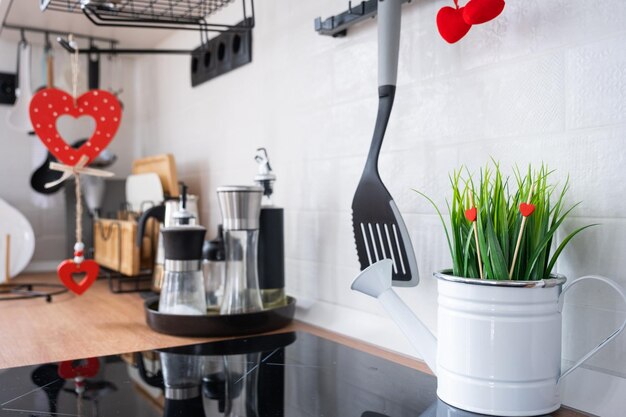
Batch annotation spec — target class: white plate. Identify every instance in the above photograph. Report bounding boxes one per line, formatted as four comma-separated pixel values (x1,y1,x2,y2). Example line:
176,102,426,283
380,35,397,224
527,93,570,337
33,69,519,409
0,199,35,281
125,173,164,213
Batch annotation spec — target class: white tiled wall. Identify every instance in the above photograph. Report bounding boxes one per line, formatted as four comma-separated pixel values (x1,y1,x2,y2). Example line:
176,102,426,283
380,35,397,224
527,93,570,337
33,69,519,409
0,39,65,265
0,38,137,267
132,1,626,414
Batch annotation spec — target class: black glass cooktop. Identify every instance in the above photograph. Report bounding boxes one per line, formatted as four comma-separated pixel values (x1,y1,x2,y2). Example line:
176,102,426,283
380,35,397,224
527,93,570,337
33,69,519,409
0,331,556,417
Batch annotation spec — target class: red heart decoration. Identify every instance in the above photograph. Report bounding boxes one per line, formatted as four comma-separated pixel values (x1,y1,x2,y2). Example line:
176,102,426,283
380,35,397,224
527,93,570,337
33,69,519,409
437,6,472,44
465,207,477,222
29,88,122,166
58,357,100,379
57,259,99,295
519,203,536,217
463,0,505,25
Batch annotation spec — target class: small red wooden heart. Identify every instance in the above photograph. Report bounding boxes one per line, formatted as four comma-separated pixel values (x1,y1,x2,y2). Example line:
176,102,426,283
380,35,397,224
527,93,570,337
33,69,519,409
519,203,536,217
437,6,472,44
29,88,122,166
465,207,477,222
57,259,99,295
463,0,505,25
58,357,100,379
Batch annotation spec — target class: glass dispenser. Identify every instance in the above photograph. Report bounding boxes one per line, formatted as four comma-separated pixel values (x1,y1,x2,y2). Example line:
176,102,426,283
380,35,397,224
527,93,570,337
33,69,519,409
159,225,207,315
217,186,264,315
203,225,226,313
254,148,287,308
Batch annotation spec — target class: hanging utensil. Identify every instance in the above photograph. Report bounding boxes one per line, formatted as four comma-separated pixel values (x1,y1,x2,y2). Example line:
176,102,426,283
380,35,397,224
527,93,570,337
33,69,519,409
107,44,124,108
45,33,55,88
36,32,55,90
29,37,56,207
88,41,100,90
7,31,34,132
351,0,418,286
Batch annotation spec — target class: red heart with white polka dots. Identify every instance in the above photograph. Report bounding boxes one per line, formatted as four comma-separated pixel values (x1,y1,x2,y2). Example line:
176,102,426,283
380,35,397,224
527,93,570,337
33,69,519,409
29,88,122,166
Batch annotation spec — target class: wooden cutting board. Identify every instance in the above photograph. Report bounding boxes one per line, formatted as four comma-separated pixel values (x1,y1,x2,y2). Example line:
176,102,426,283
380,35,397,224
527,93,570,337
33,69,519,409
132,154,179,198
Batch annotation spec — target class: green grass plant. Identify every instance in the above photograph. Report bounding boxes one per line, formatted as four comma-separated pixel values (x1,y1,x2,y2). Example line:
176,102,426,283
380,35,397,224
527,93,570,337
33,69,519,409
415,162,595,280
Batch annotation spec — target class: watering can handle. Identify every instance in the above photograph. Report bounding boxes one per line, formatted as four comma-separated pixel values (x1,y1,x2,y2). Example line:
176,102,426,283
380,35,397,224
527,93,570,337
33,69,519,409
558,275,626,382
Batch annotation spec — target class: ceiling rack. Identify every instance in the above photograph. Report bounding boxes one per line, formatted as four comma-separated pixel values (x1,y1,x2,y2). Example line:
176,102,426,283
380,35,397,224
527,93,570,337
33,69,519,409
1,0,254,56
40,0,254,33
315,0,411,37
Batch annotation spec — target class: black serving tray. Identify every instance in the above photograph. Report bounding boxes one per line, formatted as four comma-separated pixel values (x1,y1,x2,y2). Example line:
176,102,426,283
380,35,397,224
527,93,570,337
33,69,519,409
145,296,296,337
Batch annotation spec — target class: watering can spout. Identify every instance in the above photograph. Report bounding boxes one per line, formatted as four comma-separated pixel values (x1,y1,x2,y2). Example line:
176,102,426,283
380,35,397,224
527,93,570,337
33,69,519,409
351,259,438,375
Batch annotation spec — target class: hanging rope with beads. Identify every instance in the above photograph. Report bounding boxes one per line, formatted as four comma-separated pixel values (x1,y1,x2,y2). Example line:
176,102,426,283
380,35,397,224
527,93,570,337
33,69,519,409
29,35,122,295
28,35,121,295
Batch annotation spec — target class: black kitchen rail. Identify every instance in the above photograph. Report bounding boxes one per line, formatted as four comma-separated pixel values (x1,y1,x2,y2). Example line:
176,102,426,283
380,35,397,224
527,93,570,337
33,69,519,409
0,24,129,57
315,0,412,37
1,23,119,45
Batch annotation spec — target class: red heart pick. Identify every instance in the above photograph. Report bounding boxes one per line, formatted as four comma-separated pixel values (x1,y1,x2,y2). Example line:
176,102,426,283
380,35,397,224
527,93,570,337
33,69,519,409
465,207,477,222
57,259,99,295
519,203,536,217
58,357,100,379
437,6,472,44
29,88,122,166
463,0,505,25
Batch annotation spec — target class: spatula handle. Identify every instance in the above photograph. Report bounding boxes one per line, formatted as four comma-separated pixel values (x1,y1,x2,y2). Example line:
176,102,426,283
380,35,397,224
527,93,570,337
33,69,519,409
364,0,402,176
378,0,402,88
364,87,395,176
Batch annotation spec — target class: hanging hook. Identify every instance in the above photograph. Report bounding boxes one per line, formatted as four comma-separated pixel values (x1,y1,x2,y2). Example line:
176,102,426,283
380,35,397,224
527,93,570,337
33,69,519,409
108,41,115,60
45,32,52,50
197,21,204,47
57,36,76,53
199,17,209,48
88,38,98,61
20,28,26,43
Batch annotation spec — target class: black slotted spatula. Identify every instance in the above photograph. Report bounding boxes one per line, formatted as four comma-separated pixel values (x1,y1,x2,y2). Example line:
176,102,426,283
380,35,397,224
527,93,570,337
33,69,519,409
351,0,418,286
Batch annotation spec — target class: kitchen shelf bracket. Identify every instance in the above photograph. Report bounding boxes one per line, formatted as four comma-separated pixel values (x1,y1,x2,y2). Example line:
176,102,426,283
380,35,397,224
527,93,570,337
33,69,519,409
315,0,411,37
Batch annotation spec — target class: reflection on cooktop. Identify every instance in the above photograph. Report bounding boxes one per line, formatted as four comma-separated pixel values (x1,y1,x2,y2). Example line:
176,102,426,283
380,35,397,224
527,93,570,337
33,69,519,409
0,332,559,417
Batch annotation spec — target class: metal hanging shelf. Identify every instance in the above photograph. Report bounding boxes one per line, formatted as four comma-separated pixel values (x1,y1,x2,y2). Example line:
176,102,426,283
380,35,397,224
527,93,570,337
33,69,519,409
39,0,254,33
1,1,255,56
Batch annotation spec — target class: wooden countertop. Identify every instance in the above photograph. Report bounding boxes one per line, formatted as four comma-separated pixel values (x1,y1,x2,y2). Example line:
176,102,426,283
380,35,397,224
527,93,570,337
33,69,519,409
0,272,589,417
0,273,426,371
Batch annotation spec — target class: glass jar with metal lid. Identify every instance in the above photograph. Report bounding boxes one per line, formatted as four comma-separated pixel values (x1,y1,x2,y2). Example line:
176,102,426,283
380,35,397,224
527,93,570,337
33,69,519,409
159,225,207,315
217,185,264,315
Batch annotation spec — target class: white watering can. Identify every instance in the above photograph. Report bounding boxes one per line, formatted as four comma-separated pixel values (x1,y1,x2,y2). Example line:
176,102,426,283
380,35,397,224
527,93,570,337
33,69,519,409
352,259,626,416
